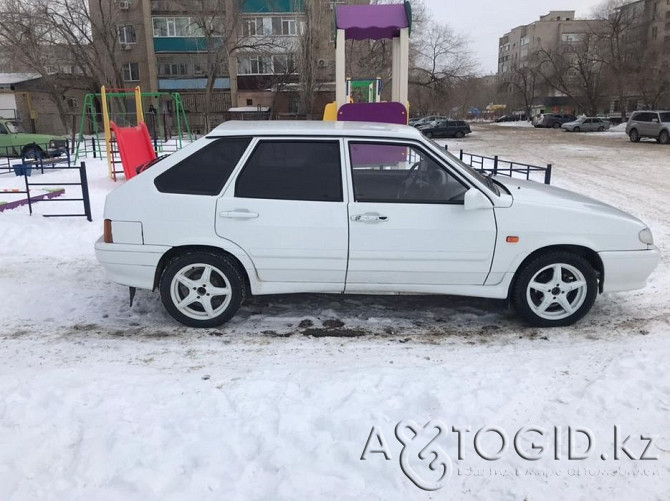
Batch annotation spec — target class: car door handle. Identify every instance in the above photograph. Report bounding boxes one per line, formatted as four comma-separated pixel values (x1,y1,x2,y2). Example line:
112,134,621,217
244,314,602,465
351,213,389,223
219,210,259,219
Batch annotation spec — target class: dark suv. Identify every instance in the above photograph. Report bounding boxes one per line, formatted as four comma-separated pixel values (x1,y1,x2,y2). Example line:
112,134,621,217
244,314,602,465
626,111,670,144
533,113,577,129
419,120,471,139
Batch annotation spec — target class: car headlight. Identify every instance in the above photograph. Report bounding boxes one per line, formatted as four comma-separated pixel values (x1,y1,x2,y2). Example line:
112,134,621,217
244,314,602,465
639,228,654,245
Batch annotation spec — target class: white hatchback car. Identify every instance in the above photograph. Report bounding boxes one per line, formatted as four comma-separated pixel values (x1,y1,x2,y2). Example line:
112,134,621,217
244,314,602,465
95,121,660,328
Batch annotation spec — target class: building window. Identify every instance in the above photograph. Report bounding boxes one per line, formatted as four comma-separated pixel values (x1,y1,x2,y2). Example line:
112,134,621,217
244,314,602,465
158,62,188,76
118,25,137,44
122,62,140,81
193,63,204,75
520,36,529,46
152,17,219,37
243,17,267,36
652,26,658,39
237,55,272,74
561,33,585,42
273,54,296,74
271,17,297,35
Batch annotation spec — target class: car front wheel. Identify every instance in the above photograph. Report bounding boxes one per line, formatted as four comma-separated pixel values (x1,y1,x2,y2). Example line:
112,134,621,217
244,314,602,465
159,251,245,327
573,126,580,132
629,129,640,142
511,251,598,327
552,122,561,129
455,131,465,138
659,130,669,145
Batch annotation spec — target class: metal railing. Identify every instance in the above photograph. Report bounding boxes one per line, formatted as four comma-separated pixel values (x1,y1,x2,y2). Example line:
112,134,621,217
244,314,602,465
0,161,91,221
447,146,552,185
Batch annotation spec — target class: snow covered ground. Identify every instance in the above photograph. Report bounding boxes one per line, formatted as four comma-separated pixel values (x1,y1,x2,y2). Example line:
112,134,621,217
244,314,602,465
1,126,669,500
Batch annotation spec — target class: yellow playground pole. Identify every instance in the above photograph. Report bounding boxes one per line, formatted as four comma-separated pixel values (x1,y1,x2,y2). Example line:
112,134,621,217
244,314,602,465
134,86,144,124
100,85,115,181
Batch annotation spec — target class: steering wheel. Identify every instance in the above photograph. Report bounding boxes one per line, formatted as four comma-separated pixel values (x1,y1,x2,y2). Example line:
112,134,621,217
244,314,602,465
397,161,439,200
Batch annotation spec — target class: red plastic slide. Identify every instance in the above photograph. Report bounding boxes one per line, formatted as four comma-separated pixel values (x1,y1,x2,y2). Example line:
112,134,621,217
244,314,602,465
110,121,157,180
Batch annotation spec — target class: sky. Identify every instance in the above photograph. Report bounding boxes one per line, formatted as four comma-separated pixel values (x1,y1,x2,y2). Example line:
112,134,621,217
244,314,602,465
421,0,605,74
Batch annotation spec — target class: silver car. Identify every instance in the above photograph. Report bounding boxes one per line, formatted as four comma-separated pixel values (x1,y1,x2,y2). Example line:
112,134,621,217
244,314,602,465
626,111,670,144
561,117,609,132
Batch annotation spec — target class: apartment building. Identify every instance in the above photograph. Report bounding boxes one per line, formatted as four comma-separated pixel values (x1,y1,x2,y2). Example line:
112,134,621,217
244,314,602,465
497,11,599,76
91,0,354,123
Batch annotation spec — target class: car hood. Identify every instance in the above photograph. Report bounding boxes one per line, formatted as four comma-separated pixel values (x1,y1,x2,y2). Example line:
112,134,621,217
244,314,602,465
497,177,644,224
562,121,580,126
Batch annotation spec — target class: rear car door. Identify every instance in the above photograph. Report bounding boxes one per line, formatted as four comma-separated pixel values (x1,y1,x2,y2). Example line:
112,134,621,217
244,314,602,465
345,140,497,289
216,138,349,288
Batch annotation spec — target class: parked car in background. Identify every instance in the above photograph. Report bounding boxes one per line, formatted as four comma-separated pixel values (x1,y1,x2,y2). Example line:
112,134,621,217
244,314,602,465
419,120,471,138
412,115,449,128
533,113,577,129
96,121,659,329
626,111,670,144
0,119,67,158
561,117,610,132
495,113,527,123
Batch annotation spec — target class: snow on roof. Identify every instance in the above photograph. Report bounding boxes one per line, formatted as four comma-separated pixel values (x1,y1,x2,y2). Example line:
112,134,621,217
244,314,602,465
0,73,41,87
208,120,422,139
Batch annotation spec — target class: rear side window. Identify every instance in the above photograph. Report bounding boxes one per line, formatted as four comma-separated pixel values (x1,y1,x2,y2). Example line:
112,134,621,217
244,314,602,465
154,137,251,195
235,140,342,202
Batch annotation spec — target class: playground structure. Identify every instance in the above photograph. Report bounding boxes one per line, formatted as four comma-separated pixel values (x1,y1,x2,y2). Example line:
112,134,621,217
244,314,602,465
74,86,193,181
324,1,411,125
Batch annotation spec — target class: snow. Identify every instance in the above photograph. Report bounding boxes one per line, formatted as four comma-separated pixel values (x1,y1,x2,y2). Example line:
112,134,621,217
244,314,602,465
492,120,534,127
1,125,669,499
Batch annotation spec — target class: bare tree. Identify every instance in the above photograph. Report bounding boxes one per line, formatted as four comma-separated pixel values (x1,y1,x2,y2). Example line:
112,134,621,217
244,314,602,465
591,0,646,119
504,63,539,120
0,0,72,131
537,34,608,116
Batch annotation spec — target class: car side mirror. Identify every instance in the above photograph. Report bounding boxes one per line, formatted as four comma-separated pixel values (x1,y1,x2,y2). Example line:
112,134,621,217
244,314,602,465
464,189,492,211
652,119,659,123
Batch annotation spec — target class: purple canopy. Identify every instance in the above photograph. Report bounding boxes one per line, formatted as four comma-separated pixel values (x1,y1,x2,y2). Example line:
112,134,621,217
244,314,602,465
336,4,410,41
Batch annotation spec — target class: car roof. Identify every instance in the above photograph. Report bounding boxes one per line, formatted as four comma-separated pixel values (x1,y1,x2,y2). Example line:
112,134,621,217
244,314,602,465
207,120,424,139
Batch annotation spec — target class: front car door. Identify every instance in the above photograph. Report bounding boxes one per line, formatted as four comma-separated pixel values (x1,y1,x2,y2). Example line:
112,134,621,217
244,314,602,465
345,140,497,290
216,138,349,289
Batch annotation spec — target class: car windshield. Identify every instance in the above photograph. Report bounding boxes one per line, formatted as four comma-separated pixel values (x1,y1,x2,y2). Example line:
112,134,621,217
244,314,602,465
429,140,501,196
660,113,670,123
6,121,25,133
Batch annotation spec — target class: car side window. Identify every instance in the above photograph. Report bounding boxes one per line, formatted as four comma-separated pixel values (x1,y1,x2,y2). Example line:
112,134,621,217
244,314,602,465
154,137,251,196
0,124,7,134
235,140,342,202
349,142,468,204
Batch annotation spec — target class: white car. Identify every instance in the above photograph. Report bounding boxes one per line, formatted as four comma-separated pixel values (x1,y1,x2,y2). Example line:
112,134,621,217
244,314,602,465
95,121,660,328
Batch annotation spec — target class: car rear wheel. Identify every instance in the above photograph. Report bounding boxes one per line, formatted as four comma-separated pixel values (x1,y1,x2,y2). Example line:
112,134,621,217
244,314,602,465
511,251,598,327
598,126,605,132
455,131,465,138
659,130,669,145
424,131,433,139
629,129,641,142
159,251,245,327
552,122,561,129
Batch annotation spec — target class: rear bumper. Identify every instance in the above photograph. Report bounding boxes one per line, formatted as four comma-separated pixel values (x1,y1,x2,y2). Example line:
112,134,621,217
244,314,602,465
95,236,170,290
599,247,661,293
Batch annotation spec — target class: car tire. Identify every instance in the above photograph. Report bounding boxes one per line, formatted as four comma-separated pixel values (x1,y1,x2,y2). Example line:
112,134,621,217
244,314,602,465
21,145,44,160
629,129,641,142
511,251,598,327
659,130,669,145
455,131,465,138
159,251,246,328
424,131,433,139
552,122,561,129
598,126,605,132
573,126,580,133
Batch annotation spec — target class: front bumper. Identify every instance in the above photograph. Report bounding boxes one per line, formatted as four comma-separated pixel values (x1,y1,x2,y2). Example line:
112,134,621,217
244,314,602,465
599,247,661,292
95,236,170,290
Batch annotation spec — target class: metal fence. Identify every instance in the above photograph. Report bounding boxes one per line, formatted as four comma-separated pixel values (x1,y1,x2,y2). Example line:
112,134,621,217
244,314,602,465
0,148,91,220
447,146,552,185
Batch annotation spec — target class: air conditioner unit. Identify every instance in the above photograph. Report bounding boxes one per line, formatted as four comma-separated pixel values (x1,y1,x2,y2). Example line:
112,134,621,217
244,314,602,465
120,43,132,51
118,0,130,10
317,59,328,68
